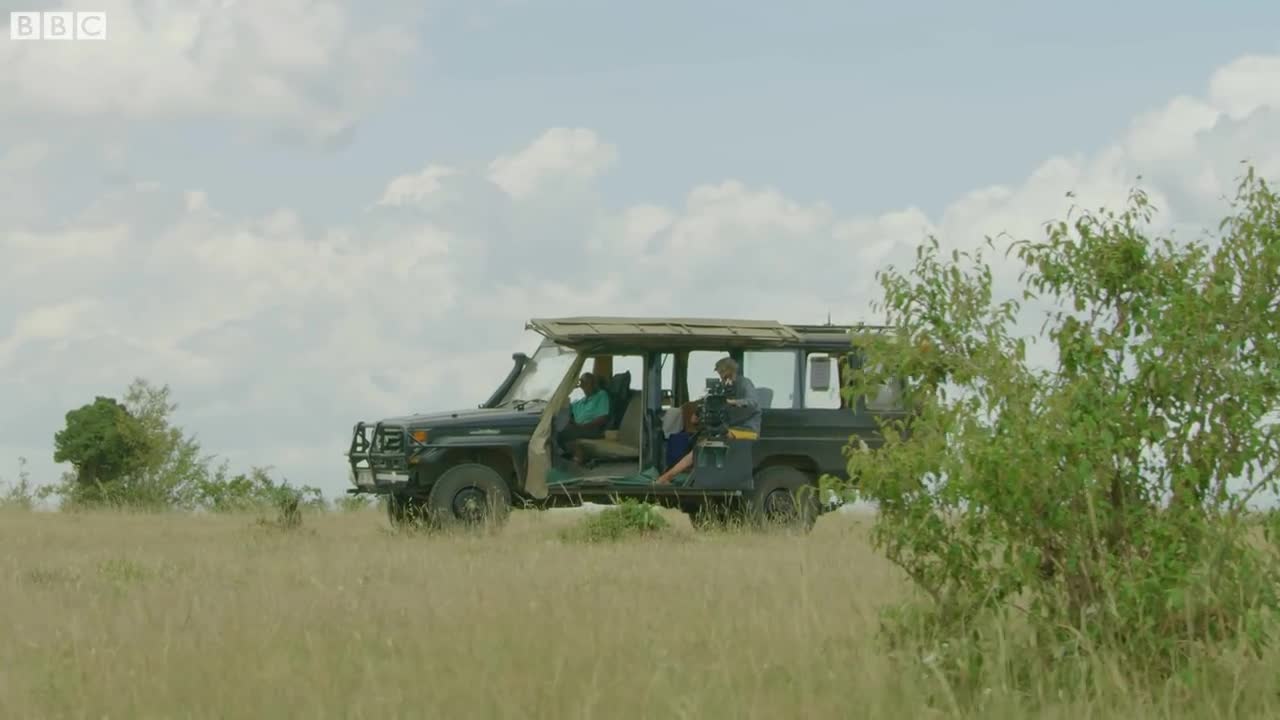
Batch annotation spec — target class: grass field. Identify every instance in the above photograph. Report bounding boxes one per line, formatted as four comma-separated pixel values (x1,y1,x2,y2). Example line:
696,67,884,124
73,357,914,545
3,506,1278,719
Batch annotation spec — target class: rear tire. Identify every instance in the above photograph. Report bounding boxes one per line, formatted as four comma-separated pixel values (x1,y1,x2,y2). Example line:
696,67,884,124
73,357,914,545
745,466,819,533
425,463,512,532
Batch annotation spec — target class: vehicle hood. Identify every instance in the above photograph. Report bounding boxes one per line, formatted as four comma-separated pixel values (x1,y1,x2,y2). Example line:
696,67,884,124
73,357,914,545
373,405,542,430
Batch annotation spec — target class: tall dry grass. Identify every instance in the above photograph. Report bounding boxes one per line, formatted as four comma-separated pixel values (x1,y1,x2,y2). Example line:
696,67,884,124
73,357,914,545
2,506,1278,719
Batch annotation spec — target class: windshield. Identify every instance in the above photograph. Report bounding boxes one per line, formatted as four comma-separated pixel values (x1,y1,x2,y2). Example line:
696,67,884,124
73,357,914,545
497,342,580,407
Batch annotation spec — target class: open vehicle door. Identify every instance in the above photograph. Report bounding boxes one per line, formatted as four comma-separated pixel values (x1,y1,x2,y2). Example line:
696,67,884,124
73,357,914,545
525,350,588,500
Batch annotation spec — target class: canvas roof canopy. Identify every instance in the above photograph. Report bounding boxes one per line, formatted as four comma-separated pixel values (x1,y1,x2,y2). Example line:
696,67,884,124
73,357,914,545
526,316,804,351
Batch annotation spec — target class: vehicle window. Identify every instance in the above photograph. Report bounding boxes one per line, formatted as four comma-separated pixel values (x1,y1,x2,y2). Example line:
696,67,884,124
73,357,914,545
866,382,904,412
803,352,842,409
862,362,905,413
500,343,579,406
657,353,675,407
577,354,645,400
685,350,727,400
742,350,796,409
608,354,645,392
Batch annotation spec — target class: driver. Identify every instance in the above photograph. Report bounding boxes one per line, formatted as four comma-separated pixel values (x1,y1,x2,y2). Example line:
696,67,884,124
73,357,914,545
556,372,611,453
656,357,760,484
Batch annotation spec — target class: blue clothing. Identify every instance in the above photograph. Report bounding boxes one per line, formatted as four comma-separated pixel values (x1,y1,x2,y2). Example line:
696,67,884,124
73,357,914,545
665,431,694,467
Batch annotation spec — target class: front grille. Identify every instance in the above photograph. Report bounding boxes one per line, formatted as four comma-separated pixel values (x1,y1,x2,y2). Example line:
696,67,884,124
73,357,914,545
375,426,404,453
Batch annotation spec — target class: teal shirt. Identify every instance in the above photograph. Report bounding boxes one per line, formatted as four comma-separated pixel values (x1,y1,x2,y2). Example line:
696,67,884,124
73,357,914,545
570,389,610,424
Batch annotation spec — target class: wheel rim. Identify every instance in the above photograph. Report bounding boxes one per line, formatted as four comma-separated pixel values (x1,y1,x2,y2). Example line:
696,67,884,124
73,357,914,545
452,486,488,522
762,488,798,522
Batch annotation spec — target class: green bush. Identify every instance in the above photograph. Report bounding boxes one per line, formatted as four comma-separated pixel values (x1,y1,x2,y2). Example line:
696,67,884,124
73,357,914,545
191,465,324,515
560,500,670,543
333,494,373,512
255,482,307,531
837,167,1280,700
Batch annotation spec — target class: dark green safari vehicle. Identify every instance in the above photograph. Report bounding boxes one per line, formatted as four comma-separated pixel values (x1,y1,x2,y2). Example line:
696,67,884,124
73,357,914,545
345,316,907,531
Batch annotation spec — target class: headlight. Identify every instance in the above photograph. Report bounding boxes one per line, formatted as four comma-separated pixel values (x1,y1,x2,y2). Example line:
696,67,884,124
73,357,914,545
409,429,429,444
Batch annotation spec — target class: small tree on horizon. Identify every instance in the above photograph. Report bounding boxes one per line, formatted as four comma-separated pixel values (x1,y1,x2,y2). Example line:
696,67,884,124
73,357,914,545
52,395,154,504
48,378,325,511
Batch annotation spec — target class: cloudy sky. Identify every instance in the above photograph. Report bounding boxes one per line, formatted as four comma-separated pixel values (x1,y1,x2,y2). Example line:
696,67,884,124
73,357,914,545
2,0,1279,498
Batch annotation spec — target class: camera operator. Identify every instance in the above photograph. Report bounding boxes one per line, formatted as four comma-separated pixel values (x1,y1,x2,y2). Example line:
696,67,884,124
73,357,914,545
714,356,762,437
656,356,760,485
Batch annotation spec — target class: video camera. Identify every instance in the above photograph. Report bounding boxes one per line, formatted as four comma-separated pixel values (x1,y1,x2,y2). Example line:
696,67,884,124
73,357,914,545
700,376,730,437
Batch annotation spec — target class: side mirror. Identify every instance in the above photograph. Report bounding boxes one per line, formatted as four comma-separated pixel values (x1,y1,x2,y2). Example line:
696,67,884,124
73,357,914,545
808,356,832,392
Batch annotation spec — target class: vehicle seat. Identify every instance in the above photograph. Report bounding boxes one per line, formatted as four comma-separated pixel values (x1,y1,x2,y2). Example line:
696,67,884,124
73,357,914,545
576,390,643,460
756,387,774,409
604,371,632,429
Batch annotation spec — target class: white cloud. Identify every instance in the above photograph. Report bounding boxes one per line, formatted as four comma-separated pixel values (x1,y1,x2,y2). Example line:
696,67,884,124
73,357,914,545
2,51,1279,498
0,142,56,224
487,127,619,198
1209,56,1280,120
8,299,101,343
0,0,423,143
376,165,459,207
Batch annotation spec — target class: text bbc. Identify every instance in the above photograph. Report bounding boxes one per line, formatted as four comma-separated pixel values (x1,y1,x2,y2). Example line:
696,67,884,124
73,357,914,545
10,11,107,40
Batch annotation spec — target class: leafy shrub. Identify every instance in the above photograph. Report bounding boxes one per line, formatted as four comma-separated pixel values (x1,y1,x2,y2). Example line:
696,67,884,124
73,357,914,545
333,494,373,512
560,500,670,543
270,485,303,530
837,168,1280,698
191,465,324,514
0,457,38,510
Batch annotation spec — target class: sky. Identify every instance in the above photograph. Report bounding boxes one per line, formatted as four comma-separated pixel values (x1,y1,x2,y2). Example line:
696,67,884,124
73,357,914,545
1,0,1279,499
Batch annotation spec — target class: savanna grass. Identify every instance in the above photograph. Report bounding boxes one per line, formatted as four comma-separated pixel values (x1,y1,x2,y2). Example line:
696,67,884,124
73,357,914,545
2,506,1279,719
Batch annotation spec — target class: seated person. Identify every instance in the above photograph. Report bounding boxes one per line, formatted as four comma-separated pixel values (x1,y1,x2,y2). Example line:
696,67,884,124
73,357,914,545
556,372,611,455
656,357,760,484
663,400,702,470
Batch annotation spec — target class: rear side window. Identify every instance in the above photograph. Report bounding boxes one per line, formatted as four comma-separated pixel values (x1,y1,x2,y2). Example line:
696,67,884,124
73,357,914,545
803,352,842,409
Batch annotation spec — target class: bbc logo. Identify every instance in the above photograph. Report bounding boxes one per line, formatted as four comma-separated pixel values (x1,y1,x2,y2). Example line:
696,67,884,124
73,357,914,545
10,11,107,40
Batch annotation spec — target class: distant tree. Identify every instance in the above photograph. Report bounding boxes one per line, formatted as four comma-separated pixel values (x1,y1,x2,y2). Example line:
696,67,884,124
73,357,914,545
48,379,215,509
118,378,213,508
49,377,327,512
52,395,153,501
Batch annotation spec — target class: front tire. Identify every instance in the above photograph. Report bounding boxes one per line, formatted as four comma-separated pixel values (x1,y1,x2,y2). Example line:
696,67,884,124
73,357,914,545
425,463,512,532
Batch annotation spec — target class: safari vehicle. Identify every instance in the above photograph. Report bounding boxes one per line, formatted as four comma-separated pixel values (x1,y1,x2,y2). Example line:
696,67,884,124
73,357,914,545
345,316,907,532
